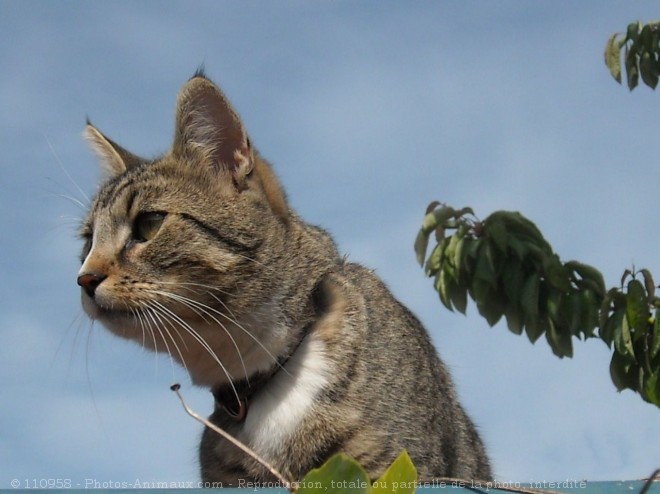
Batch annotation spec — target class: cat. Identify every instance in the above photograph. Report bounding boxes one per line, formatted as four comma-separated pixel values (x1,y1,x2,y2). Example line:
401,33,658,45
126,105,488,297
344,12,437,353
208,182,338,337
77,69,492,485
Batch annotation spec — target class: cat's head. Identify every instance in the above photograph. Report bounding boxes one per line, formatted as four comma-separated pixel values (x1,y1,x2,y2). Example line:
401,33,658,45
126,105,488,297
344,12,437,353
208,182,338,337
77,73,296,387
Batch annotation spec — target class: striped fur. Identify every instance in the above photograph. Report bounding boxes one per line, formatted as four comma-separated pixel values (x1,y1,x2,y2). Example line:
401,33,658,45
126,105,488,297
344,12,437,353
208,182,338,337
78,71,492,484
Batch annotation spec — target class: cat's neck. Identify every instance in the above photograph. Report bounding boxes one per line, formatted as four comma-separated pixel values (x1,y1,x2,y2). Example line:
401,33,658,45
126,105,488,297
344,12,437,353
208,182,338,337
179,218,338,389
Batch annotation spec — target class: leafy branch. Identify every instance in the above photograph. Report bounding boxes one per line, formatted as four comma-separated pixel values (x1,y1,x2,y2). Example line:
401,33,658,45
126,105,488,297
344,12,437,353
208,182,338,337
605,20,660,90
414,203,660,407
171,384,578,494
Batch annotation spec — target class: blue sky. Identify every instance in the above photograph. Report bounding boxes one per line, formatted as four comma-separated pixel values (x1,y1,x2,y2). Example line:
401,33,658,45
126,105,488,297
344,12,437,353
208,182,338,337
1,1,659,487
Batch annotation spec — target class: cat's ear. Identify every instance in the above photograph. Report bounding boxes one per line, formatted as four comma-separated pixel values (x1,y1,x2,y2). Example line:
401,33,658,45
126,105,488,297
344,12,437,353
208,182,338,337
84,122,144,177
173,75,253,185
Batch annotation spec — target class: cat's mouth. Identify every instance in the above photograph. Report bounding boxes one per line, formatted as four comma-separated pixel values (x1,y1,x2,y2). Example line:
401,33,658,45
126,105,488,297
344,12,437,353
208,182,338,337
80,291,133,323
81,290,178,351
79,285,264,388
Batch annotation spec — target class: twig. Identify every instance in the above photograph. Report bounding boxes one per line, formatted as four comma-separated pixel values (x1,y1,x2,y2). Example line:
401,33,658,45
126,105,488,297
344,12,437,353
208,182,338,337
170,384,293,489
639,468,660,494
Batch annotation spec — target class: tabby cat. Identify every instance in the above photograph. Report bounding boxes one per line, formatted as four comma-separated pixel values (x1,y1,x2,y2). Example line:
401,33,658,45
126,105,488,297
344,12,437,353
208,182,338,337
77,70,491,484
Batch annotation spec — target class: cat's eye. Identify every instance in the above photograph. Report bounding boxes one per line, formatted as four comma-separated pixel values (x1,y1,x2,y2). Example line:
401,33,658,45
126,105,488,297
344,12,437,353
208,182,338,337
80,235,92,263
133,212,166,242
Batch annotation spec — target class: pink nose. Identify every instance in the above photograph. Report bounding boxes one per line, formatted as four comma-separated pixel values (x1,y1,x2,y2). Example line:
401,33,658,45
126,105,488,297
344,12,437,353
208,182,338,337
77,272,107,298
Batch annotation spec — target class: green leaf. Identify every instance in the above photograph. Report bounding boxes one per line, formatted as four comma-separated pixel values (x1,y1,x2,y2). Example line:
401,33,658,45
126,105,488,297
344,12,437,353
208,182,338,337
485,216,508,253
577,289,599,338
640,23,656,52
474,242,497,288
473,279,505,326
546,316,573,358
421,206,457,235
626,279,649,332
598,288,615,335
620,268,633,288
458,237,479,286
444,233,462,282
452,233,466,280
464,236,481,261
501,260,525,309
435,269,454,312
601,307,625,348
425,201,441,216
525,311,547,344
507,236,528,260
610,350,636,392
639,50,659,89
643,370,660,405
566,261,606,297
478,296,504,327
651,309,660,358
456,236,475,279
298,453,371,494
523,314,543,343
424,242,444,277
470,278,489,304
605,32,623,83
625,21,641,44
484,241,500,278
641,369,660,405
625,44,640,90
416,206,459,266
640,269,656,301
504,306,524,335
414,229,430,267
543,254,571,292
450,282,468,315
615,315,636,360
564,290,584,335
434,226,445,244
563,289,598,340
502,212,553,254
457,206,475,218
637,363,645,399
521,272,540,322
546,289,562,325
371,450,418,494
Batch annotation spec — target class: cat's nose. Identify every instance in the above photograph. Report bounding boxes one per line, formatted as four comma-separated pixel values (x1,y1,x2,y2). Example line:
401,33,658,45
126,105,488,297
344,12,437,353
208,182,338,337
77,272,107,298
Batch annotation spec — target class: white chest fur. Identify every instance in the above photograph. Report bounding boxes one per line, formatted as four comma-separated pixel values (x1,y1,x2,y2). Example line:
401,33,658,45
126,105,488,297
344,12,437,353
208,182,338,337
238,336,330,461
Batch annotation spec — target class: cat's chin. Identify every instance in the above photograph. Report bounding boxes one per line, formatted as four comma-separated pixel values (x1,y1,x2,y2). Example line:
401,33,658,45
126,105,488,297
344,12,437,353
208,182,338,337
80,292,103,320
80,292,135,332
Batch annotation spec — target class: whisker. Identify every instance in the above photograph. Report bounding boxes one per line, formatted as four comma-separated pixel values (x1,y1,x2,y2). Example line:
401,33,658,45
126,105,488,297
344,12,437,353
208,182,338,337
130,307,148,350
45,190,88,210
44,133,90,205
147,304,190,353
233,252,266,268
147,307,180,376
159,284,290,378
153,290,248,380
52,310,87,377
159,280,233,297
151,300,239,403
144,303,188,375
80,318,113,436
169,288,268,357
141,305,179,377
55,214,86,227
208,292,292,378
131,306,166,376
158,291,214,324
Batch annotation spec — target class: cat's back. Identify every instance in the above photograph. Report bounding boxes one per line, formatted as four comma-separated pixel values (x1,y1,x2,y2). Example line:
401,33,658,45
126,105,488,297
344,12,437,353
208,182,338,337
323,260,492,480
